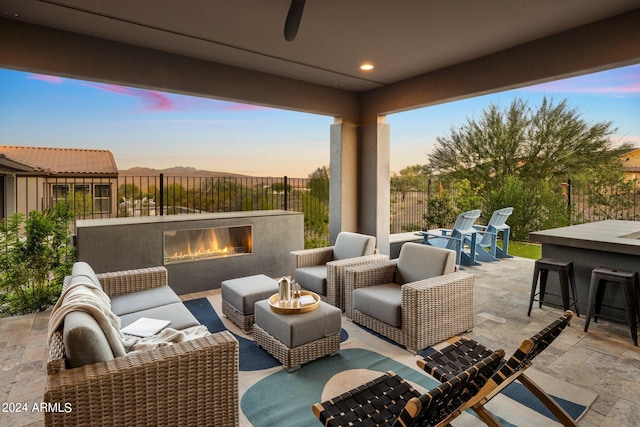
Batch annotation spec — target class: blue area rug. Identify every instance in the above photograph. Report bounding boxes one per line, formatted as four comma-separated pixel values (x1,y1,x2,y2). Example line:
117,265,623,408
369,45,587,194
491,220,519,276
183,297,595,426
183,297,348,371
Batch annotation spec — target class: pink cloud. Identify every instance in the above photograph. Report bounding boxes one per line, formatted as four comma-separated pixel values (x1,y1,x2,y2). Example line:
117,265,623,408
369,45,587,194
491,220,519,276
525,65,640,95
222,103,270,112
84,82,268,112
27,74,64,84
84,83,178,111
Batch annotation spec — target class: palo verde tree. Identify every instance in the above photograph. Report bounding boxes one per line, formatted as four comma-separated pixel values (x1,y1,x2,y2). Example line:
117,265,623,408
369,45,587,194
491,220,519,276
427,97,633,236
428,97,632,188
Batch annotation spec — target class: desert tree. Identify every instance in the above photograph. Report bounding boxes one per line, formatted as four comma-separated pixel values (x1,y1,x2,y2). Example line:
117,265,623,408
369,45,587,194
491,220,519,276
428,97,631,188
390,164,431,201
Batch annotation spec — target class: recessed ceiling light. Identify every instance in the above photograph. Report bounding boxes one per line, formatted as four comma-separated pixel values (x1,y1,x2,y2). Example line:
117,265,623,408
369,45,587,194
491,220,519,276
360,64,374,71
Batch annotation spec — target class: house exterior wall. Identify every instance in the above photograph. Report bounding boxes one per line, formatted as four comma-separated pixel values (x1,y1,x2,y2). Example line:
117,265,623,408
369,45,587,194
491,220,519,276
621,148,640,181
14,176,118,218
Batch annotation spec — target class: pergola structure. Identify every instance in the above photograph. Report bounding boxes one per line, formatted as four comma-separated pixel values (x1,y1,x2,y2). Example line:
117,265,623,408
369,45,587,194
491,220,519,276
2,1,640,254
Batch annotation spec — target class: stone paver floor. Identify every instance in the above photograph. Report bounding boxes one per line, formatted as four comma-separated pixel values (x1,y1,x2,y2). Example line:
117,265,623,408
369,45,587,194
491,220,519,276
1,256,639,426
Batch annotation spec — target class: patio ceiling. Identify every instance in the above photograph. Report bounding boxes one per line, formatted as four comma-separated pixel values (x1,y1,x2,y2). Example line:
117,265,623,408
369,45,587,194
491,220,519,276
2,0,639,94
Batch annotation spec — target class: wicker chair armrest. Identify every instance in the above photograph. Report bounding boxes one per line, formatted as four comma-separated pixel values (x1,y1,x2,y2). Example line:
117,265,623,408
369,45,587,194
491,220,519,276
343,261,398,317
45,331,239,427
325,254,389,309
289,246,335,274
346,260,398,290
401,271,475,351
326,254,390,282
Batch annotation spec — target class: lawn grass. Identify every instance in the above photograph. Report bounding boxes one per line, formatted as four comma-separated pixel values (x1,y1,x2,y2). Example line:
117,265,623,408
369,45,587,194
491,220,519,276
501,240,541,259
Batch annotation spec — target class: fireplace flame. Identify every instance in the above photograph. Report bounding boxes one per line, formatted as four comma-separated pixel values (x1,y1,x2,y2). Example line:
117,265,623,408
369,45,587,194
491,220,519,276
167,228,240,262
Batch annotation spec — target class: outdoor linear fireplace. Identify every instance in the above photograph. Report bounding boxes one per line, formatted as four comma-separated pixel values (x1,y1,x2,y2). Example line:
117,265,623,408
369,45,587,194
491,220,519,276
74,210,303,294
163,225,252,264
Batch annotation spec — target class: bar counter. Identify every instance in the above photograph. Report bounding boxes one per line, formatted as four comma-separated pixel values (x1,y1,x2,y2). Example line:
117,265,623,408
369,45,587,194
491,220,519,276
529,220,640,320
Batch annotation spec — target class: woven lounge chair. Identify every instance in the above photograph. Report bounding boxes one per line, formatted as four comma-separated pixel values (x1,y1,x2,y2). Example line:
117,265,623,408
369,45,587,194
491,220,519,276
290,231,388,311
469,207,513,262
312,350,504,427
344,243,474,353
417,311,576,427
420,209,481,266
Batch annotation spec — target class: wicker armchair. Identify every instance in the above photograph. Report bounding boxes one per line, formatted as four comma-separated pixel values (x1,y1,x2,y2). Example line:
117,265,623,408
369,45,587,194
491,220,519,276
290,231,388,311
45,267,239,427
312,350,505,427
345,243,474,353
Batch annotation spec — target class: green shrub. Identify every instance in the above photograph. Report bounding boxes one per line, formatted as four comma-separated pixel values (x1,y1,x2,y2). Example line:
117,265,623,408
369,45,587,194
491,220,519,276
0,206,75,317
423,194,456,229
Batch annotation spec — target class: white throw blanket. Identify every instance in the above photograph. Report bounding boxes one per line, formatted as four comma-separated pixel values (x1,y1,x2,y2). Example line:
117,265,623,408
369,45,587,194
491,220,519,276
48,282,209,357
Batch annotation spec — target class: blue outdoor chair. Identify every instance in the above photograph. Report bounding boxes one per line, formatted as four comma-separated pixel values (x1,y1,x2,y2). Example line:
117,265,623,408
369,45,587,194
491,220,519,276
420,209,481,266
470,207,513,262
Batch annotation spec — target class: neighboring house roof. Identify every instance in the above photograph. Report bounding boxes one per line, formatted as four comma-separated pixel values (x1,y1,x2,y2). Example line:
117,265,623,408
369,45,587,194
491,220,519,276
0,153,36,172
0,145,118,175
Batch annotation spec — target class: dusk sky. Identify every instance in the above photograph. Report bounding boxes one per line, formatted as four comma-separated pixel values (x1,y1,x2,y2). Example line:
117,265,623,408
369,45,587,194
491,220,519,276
1,64,639,178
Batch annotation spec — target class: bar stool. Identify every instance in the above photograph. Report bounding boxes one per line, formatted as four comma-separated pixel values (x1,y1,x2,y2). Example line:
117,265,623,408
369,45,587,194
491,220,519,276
583,267,639,346
528,258,579,317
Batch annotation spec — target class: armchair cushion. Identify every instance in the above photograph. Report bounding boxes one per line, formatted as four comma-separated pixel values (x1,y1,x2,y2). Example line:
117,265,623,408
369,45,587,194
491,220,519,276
333,231,376,260
63,311,115,368
294,265,327,295
396,243,456,284
353,283,402,327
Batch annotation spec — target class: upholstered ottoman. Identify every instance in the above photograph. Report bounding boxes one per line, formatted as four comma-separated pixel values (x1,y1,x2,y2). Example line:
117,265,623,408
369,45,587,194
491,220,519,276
221,274,279,332
254,299,341,371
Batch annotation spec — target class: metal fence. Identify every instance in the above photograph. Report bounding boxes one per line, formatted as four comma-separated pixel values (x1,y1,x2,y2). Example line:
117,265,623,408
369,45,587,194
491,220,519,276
11,174,330,246
390,177,640,234
10,174,640,243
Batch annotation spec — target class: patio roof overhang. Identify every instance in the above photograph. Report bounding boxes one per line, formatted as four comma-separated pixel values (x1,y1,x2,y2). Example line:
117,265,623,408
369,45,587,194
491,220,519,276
1,2,640,253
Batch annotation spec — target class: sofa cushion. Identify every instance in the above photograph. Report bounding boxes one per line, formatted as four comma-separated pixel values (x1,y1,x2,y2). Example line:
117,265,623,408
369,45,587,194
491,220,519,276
110,285,182,317
68,261,103,291
119,302,200,331
353,283,402,327
63,311,115,368
396,243,456,285
333,232,376,261
295,265,327,295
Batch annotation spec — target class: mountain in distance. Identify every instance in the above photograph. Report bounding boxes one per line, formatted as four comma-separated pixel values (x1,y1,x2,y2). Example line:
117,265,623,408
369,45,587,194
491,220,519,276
119,166,253,178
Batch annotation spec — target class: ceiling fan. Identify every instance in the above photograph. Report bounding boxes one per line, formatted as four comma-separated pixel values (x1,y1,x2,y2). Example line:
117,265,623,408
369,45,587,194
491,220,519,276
284,0,306,41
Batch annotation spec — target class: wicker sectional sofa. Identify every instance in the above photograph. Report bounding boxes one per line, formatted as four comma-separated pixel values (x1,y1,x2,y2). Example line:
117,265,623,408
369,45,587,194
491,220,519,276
45,263,239,427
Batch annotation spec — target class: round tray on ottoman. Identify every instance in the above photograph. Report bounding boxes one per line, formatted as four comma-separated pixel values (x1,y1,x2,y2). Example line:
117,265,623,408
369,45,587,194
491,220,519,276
268,291,320,314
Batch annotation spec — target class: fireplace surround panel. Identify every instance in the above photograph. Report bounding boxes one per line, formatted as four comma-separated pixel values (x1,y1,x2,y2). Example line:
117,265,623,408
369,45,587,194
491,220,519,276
75,211,303,294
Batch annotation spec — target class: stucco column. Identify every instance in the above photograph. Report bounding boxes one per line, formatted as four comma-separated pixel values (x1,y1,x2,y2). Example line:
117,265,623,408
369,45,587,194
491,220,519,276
329,119,358,244
329,116,390,254
358,116,390,255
